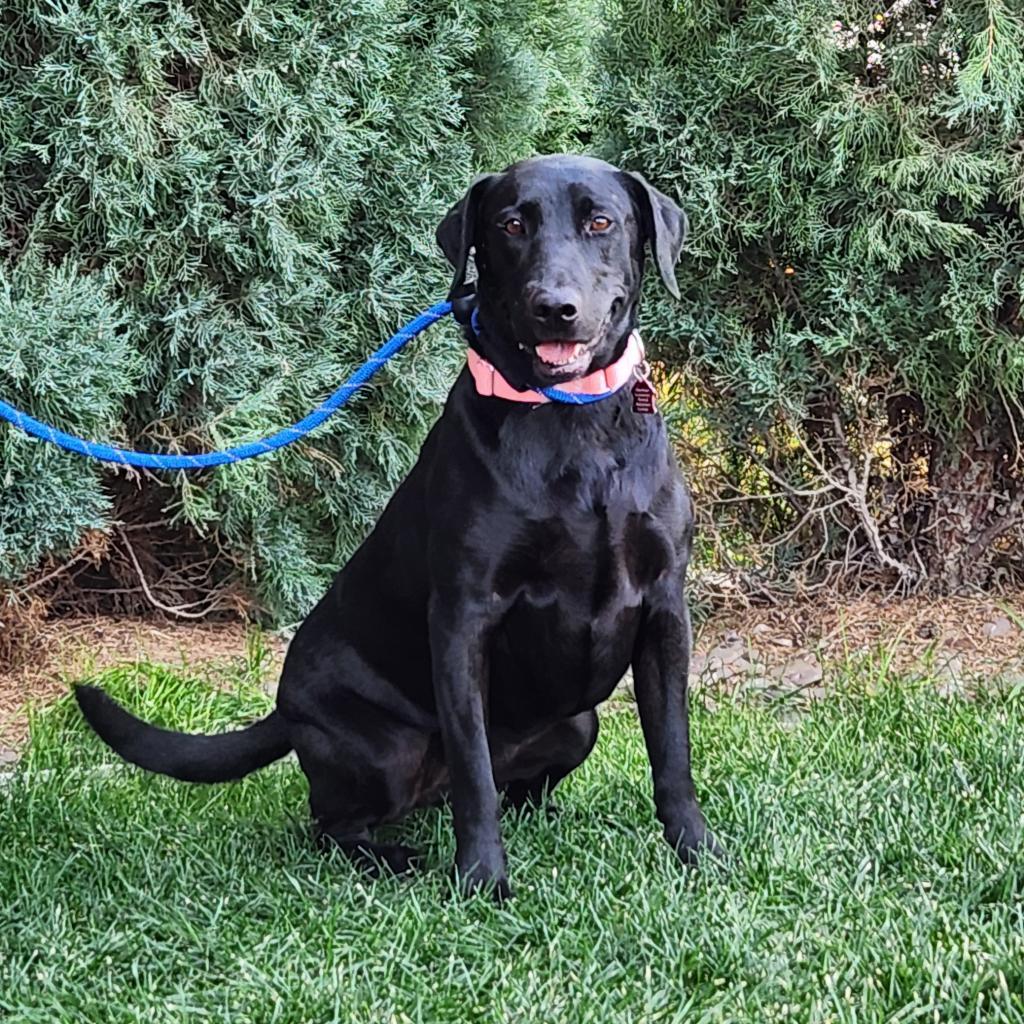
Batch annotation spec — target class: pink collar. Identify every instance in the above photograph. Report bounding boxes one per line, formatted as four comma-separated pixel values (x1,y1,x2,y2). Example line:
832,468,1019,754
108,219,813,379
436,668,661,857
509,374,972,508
466,331,645,404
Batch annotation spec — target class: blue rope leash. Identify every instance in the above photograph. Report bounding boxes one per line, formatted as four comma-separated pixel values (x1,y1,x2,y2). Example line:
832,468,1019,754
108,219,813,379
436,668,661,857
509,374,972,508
0,301,453,470
0,299,623,471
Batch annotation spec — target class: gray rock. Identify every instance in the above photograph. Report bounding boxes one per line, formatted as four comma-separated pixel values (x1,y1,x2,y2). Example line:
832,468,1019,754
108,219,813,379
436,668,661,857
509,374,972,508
981,617,1014,639
935,655,966,698
996,671,1024,691
774,656,824,689
706,642,747,667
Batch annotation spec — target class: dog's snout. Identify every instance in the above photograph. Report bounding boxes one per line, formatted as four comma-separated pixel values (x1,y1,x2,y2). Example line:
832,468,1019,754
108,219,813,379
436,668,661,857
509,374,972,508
529,287,581,325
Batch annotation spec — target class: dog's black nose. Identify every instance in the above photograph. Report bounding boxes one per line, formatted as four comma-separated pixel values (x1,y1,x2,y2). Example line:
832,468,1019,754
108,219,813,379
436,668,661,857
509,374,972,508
530,287,580,324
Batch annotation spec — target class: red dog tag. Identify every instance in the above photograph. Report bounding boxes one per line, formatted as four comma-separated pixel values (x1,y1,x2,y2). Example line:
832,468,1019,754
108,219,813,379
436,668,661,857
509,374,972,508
631,378,657,414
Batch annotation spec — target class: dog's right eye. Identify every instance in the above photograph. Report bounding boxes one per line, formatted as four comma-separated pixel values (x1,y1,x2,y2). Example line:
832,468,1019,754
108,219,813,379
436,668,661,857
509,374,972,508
501,218,525,236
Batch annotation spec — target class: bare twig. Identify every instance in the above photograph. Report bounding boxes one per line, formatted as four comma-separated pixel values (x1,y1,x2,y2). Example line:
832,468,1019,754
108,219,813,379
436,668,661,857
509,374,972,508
118,528,227,620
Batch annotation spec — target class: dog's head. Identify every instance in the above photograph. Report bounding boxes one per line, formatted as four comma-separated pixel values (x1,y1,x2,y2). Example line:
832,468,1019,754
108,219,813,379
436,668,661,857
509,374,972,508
437,154,686,390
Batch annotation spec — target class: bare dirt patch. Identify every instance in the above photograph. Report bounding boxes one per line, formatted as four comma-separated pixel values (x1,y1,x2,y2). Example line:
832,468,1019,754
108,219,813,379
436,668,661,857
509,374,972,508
690,592,1024,706
2,593,1022,752
0,615,286,749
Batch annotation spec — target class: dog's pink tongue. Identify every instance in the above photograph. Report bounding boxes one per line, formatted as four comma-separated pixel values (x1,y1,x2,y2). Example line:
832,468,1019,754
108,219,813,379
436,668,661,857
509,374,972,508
535,341,581,365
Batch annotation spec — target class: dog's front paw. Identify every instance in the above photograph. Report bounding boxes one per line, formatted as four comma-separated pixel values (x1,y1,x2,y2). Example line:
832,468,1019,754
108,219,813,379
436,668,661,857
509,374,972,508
668,815,726,869
454,852,511,902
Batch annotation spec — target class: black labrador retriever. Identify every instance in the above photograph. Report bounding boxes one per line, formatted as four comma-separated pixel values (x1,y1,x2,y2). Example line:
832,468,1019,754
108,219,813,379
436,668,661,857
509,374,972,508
76,154,721,898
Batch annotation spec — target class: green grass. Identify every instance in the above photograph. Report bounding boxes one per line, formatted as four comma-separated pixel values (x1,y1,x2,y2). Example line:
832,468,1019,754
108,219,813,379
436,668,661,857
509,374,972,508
1,655,1023,1024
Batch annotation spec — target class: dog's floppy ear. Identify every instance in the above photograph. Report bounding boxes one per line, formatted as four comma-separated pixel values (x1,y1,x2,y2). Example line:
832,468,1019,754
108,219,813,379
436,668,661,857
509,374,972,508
436,174,496,300
624,172,687,299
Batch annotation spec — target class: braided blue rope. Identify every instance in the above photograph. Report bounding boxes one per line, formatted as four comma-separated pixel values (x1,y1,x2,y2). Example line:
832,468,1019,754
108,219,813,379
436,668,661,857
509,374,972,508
0,298,625,470
0,301,453,470
469,308,619,405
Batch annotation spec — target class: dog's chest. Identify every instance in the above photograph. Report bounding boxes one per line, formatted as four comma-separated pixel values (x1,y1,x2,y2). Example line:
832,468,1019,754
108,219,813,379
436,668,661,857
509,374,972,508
492,507,673,609
487,504,676,723
491,409,675,598
477,403,683,721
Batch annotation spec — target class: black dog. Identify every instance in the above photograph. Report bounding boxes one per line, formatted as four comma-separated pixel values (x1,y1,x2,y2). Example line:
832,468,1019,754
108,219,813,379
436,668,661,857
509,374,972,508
76,155,721,898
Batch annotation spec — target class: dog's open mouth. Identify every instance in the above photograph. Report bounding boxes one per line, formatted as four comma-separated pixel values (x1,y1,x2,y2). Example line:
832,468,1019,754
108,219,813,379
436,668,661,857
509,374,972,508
535,341,586,366
523,339,598,380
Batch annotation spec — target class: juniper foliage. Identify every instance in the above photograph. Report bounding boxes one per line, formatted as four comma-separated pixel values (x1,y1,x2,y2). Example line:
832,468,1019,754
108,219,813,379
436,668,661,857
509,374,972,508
597,0,1024,591
0,0,597,620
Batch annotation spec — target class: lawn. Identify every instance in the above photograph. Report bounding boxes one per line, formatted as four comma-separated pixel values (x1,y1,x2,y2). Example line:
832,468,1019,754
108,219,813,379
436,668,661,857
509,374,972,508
1,649,1022,1024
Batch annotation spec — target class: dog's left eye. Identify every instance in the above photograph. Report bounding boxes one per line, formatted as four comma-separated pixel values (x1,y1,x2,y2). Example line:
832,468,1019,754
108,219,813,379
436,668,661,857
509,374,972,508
588,215,613,233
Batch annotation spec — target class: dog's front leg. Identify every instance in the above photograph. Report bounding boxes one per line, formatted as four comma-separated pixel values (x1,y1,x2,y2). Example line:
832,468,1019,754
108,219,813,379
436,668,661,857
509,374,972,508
429,592,509,899
632,583,724,867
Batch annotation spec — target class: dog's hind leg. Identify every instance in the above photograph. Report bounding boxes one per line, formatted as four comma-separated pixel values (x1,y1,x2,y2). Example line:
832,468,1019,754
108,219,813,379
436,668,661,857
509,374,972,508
315,827,421,876
305,754,426,876
291,697,442,877
498,710,599,813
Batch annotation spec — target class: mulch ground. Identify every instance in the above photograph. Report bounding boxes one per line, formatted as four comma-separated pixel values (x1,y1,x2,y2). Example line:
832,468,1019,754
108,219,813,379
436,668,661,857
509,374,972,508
2,592,1022,751
0,617,286,752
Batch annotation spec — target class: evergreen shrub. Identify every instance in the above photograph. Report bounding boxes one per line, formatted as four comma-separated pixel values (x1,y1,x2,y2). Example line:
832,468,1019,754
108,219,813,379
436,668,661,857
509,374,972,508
0,0,597,625
598,0,1024,593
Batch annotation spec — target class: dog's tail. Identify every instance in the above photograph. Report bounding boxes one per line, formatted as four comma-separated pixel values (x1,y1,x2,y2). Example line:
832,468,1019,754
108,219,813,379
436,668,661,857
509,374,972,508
74,684,292,783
